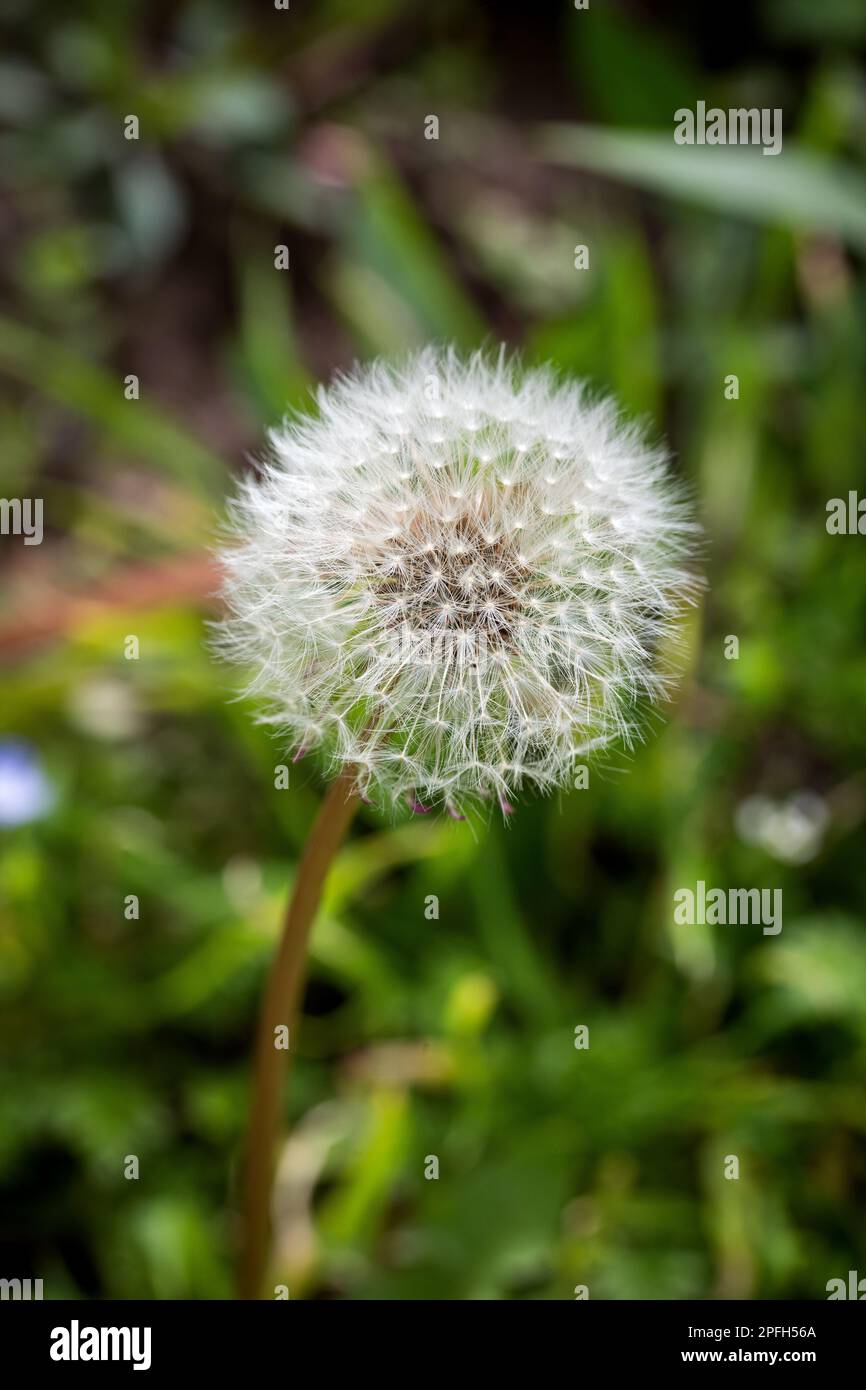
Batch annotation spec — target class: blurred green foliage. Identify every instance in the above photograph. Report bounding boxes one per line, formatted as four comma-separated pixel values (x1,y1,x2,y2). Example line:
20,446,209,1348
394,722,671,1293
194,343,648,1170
1,0,865,1300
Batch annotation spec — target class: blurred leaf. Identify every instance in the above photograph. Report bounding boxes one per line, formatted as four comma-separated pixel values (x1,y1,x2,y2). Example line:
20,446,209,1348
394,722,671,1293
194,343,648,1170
233,242,311,417
469,828,561,1024
330,152,486,349
319,1089,409,1247
565,4,697,128
541,125,866,249
0,316,226,492
112,152,187,268
754,915,866,1031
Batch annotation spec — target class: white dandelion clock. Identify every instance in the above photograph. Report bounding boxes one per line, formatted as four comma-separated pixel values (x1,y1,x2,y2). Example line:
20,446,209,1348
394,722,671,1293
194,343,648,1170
218,347,699,817
225,348,700,1298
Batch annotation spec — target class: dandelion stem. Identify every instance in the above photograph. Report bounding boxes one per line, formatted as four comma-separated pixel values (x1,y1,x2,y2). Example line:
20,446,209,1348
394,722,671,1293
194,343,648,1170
237,770,359,1299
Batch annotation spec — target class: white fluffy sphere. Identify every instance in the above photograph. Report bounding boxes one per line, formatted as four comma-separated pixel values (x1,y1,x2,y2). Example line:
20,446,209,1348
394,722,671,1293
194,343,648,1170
217,348,699,816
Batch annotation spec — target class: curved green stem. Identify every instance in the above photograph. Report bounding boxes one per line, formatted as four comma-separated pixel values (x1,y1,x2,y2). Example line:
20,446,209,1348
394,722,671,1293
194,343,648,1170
237,771,359,1299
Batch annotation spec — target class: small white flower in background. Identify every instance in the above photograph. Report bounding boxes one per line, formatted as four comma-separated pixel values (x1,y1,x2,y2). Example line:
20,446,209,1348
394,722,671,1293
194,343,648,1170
736,791,829,864
217,347,700,816
66,677,143,741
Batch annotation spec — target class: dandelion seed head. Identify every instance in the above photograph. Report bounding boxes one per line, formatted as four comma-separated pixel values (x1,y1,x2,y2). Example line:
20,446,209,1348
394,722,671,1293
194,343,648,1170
217,347,700,814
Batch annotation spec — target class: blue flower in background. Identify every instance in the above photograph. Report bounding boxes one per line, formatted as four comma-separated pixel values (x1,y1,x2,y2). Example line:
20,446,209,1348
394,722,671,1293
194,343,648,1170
0,739,54,827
